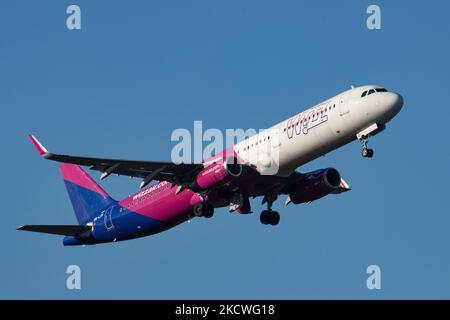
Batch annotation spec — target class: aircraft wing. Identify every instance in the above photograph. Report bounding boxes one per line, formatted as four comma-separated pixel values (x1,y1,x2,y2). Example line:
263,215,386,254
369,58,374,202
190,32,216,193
29,134,202,188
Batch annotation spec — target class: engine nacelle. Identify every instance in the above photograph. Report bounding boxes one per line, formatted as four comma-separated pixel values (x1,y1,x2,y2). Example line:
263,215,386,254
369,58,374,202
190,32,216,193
288,168,341,204
195,159,244,190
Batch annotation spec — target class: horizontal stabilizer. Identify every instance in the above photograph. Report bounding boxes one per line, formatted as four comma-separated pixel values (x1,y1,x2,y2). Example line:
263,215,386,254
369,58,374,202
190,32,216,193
17,225,92,236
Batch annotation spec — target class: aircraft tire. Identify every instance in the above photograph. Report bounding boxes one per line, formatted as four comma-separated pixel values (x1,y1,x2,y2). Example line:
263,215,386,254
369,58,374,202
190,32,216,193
260,210,271,225
269,211,280,226
203,204,214,218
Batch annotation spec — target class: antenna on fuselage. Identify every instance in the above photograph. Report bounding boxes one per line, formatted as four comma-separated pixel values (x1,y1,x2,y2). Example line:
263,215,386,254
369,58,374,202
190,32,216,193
350,85,354,89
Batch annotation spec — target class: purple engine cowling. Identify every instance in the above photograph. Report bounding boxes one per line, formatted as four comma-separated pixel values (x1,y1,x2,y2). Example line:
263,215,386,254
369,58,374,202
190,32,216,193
288,168,341,204
195,160,243,190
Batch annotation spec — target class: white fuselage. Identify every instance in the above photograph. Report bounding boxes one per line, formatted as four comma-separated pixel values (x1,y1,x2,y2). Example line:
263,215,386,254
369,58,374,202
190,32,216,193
232,85,403,176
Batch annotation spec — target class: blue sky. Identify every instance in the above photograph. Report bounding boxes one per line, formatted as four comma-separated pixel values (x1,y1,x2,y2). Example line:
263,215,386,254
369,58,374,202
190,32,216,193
1,0,449,299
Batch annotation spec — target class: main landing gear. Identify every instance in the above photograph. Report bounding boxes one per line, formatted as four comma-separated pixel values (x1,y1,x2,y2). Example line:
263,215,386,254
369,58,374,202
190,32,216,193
260,193,280,226
360,136,374,158
260,210,280,226
193,203,214,218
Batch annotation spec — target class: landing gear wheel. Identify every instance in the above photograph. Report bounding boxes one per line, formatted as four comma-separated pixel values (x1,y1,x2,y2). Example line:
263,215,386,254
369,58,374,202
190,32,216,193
193,204,203,217
269,211,280,226
193,203,214,218
260,210,280,226
203,203,214,218
362,148,369,158
260,210,271,225
362,148,374,158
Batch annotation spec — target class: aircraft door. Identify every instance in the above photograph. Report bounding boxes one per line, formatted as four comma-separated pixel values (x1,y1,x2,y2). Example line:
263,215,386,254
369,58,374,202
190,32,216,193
338,92,350,116
104,207,114,231
270,128,281,150
268,128,282,175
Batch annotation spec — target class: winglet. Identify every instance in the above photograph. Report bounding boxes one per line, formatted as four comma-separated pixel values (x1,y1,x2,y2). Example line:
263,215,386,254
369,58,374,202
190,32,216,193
29,134,48,156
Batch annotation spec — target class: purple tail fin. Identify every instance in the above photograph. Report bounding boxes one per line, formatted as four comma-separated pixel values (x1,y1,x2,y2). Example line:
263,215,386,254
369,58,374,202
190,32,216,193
59,164,116,224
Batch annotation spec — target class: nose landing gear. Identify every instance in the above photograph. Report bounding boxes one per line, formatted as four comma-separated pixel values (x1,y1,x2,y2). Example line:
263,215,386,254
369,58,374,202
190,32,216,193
360,136,374,158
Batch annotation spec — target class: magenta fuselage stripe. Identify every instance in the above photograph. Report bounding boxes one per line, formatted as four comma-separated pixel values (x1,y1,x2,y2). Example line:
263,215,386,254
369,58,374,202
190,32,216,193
119,181,203,222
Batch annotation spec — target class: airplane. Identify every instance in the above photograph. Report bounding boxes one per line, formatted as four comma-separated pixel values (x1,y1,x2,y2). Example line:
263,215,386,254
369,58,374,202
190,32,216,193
18,85,403,246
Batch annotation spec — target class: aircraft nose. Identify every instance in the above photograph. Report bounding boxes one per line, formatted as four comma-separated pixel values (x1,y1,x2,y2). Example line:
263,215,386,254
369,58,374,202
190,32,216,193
392,92,404,112
383,92,404,116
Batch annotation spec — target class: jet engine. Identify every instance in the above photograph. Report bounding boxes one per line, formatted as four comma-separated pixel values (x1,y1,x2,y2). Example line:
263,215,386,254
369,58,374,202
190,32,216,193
195,159,244,190
287,168,341,204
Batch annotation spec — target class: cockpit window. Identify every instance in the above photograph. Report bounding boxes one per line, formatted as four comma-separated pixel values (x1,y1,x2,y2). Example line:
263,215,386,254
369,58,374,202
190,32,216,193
361,87,388,98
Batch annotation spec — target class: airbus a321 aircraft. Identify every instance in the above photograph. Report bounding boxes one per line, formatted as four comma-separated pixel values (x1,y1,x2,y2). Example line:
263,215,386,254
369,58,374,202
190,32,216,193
19,85,403,245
